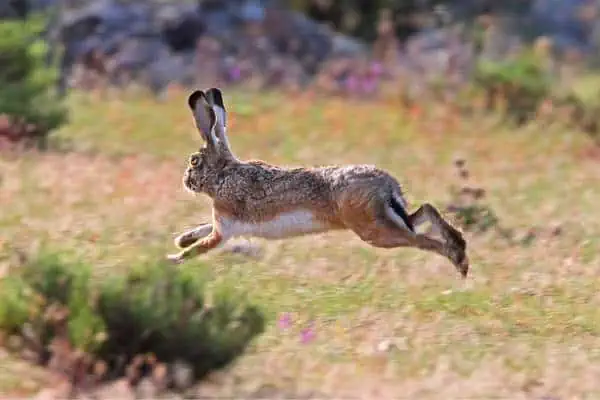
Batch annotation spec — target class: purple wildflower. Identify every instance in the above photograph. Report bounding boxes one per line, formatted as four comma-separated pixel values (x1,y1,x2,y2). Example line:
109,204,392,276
370,62,383,77
229,66,242,82
360,77,377,94
300,323,315,344
345,75,358,93
278,312,292,330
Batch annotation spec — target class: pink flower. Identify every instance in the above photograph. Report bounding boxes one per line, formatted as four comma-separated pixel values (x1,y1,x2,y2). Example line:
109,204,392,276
278,312,292,330
229,66,242,82
360,77,377,94
300,323,315,344
345,75,358,92
370,62,383,77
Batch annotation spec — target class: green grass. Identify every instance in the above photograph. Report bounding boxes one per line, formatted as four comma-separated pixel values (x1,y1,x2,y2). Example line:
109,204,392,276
1,87,600,398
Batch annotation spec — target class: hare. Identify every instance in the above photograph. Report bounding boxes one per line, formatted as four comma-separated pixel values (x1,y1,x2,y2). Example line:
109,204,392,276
168,88,469,277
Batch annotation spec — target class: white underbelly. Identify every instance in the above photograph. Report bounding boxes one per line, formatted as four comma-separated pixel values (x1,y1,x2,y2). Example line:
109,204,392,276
220,210,329,239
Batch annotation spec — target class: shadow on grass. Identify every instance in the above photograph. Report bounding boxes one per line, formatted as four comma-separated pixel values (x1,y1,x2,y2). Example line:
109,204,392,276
0,249,265,389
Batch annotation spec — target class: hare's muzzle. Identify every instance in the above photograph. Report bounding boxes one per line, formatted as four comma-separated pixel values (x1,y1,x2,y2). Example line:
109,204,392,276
183,168,197,192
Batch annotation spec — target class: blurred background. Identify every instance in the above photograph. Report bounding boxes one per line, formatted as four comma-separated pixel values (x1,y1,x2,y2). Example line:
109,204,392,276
1,1,600,399
3,0,600,144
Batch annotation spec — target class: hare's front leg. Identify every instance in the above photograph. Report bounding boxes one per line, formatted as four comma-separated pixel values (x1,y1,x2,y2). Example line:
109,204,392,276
409,203,469,277
174,223,213,249
167,228,225,264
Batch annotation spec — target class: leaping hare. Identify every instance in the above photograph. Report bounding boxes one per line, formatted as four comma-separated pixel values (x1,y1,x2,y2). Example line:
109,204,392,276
168,88,469,277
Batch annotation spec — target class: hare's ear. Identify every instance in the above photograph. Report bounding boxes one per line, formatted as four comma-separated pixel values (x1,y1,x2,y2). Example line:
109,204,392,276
205,88,233,153
187,90,218,148
206,88,226,129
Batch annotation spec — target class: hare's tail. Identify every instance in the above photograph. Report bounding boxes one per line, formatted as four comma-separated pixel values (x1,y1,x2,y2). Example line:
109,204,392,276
384,192,415,233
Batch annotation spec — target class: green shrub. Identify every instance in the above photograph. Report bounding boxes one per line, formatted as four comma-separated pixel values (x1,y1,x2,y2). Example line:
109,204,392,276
473,51,551,124
0,275,32,332
550,90,600,143
0,250,265,384
0,14,67,147
98,261,265,378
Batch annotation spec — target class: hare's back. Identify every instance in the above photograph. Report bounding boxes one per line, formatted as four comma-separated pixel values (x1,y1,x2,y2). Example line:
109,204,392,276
215,163,338,219
316,164,409,212
318,164,404,193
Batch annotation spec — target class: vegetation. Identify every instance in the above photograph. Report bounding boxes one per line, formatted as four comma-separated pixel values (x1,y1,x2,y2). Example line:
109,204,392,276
292,0,529,41
2,1,600,396
0,86,599,397
0,14,66,148
473,51,551,124
0,249,264,394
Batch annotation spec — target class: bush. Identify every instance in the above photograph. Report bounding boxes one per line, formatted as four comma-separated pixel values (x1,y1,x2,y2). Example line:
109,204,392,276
445,159,563,247
0,14,67,148
550,92,600,143
473,51,551,124
0,250,265,390
445,159,502,236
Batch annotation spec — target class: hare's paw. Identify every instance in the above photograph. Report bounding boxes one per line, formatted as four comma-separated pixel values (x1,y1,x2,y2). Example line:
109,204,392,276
166,252,185,265
174,224,213,249
450,250,469,278
442,225,468,277
447,239,469,278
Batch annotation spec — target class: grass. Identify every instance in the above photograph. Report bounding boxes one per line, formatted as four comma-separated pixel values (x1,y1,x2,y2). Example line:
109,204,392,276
1,86,600,398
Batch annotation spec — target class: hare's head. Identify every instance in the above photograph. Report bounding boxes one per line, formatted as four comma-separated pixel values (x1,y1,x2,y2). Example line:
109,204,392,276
183,88,235,194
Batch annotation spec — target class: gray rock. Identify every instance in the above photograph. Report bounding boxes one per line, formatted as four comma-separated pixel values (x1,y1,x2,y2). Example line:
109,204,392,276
0,0,29,18
170,360,194,391
1,0,371,95
27,0,600,96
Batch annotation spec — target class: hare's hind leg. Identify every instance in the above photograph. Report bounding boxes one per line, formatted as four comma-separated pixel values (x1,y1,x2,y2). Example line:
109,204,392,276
167,227,225,264
174,223,212,249
409,204,468,277
346,201,468,277
352,220,450,265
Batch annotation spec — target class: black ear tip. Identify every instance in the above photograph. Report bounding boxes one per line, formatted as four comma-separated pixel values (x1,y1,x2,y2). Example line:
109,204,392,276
187,90,204,110
207,88,225,108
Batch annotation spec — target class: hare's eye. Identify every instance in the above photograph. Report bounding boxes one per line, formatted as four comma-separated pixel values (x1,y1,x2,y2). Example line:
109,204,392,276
190,155,200,166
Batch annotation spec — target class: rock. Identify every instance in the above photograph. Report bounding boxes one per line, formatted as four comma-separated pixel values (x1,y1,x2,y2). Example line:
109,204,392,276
160,8,205,53
1,0,369,94
0,0,29,19
135,378,158,399
10,0,599,96
33,385,71,400
170,360,194,391
331,33,367,56
143,51,194,95
92,378,136,400
111,37,169,83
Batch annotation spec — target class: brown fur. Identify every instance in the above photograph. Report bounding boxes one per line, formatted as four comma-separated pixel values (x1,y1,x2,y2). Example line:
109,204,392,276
168,88,469,277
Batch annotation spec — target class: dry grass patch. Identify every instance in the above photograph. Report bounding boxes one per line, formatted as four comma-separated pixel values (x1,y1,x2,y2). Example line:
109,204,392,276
1,88,600,398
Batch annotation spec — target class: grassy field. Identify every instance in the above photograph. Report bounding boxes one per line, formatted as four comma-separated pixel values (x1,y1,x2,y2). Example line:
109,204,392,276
1,87,600,398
